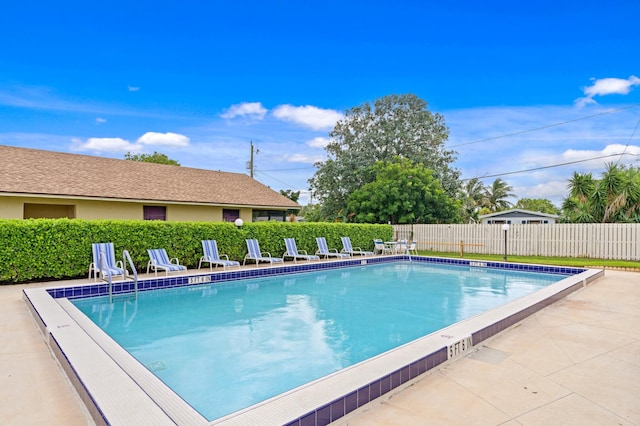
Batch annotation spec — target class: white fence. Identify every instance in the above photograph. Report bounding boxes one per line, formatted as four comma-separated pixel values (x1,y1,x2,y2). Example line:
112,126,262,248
393,224,640,261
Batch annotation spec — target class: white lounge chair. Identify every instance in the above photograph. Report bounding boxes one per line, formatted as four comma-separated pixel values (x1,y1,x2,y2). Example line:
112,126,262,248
315,237,350,259
199,240,240,270
341,236,374,256
89,242,126,281
283,238,320,263
147,248,187,276
244,239,284,267
408,240,418,255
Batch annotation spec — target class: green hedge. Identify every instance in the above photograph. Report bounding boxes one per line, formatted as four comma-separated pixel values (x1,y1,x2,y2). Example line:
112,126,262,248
0,219,393,284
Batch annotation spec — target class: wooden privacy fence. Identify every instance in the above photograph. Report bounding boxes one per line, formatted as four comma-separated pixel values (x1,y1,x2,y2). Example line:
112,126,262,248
393,223,640,261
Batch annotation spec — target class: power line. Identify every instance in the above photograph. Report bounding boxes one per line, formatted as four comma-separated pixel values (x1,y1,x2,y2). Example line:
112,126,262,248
449,104,640,148
463,152,639,181
254,170,300,190
615,116,640,166
258,166,316,172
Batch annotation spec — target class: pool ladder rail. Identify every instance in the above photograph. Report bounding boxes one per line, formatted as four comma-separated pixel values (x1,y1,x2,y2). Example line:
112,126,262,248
99,249,139,303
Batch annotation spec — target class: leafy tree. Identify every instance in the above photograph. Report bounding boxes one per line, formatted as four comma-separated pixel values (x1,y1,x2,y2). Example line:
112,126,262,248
483,178,515,212
298,203,323,222
346,158,461,224
279,189,301,216
478,206,492,216
124,151,180,166
309,94,459,221
562,163,640,223
514,198,560,215
279,189,300,203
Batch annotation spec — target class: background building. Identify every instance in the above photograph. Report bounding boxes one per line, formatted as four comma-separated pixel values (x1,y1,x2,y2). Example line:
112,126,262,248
0,145,299,222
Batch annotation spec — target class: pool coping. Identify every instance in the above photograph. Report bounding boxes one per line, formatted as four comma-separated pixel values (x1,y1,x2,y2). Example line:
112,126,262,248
23,256,604,426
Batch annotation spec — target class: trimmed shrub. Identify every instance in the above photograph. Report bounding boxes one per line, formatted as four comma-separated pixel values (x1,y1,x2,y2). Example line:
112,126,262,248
0,219,392,284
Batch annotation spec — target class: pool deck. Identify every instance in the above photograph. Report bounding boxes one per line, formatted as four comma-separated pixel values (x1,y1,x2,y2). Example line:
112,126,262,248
1,267,639,425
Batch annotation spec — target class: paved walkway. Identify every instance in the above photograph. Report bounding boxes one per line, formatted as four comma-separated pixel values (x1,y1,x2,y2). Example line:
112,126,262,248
1,269,638,425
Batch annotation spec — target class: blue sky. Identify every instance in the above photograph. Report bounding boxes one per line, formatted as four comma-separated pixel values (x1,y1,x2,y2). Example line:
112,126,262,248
1,0,639,206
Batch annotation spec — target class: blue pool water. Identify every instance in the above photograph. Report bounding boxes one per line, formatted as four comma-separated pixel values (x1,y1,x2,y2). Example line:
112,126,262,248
71,262,566,420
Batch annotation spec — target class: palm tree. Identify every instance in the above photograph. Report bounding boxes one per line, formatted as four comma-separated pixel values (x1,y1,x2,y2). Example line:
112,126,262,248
567,171,595,203
483,178,515,212
602,163,640,222
460,178,486,222
563,164,640,223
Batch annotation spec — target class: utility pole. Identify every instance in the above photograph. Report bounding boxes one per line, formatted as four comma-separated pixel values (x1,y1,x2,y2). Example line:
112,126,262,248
246,141,259,178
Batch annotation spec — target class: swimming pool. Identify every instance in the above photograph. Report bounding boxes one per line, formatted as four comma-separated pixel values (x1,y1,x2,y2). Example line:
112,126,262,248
70,262,566,421
24,256,603,425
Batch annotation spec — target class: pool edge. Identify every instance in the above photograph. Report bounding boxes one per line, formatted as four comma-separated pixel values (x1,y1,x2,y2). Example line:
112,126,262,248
23,259,604,426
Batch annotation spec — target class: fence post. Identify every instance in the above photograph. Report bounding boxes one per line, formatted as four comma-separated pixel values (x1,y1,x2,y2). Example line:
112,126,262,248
460,240,464,258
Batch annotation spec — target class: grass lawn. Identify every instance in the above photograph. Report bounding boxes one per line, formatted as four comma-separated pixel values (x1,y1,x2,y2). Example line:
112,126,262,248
417,250,640,270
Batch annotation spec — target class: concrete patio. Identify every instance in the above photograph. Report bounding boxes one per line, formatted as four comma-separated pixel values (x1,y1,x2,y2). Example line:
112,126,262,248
1,268,638,425
336,269,640,425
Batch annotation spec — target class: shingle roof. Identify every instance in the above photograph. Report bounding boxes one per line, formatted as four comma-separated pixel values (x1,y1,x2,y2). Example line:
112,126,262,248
0,145,300,209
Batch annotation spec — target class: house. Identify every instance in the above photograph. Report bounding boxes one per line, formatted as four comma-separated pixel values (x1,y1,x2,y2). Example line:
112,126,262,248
0,145,299,222
479,208,559,225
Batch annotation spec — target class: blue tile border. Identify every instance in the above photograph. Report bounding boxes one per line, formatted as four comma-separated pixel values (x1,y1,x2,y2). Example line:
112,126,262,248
285,347,450,426
47,256,585,301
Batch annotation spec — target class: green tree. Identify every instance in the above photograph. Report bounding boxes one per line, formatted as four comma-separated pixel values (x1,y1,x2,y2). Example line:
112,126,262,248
483,178,515,212
346,158,461,224
514,198,560,215
298,203,323,222
309,94,459,221
562,163,640,223
124,151,180,166
279,189,301,216
279,189,300,203
460,177,487,223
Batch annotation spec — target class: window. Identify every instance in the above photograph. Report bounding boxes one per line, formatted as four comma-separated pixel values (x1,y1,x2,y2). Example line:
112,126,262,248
143,206,166,221
23,203,75,219
222,209,240,222
252,210,286,222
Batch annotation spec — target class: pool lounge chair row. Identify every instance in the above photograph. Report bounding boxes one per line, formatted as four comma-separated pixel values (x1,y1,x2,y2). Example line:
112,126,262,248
89,237,380,279
245,237,375,267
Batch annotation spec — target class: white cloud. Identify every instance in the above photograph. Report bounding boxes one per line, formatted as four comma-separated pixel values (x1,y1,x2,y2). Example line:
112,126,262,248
447,103,640,206
306,137,331,148
561,143,640,167
272,104,343,130
128,86,140,92
284,153,325,164
73,137,140,152
72,131,190,153
95,117,106,124
137,132,190,147
513,180,568,205
575,75,640,107
221,102,267,119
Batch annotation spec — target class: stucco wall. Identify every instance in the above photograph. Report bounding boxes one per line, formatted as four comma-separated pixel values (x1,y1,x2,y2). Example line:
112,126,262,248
0,195,266,222
168,204,223,222
76,200,142,220
0,197,24,219
239,207,252,223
